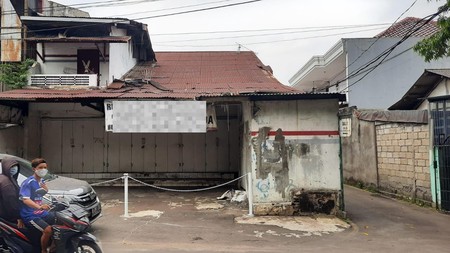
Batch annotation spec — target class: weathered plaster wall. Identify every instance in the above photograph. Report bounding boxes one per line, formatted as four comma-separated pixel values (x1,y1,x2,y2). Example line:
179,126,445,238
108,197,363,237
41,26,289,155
1,0,22,62
341,110,378,187
240,101,252,190
249,99,341,210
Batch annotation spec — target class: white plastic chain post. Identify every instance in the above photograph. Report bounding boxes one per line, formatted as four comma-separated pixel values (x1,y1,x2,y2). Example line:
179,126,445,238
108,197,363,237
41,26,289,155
248,172,254,216
124,173,129,218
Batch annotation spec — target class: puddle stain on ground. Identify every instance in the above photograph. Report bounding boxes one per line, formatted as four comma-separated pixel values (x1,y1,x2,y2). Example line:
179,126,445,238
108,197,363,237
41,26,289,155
195,202,225,210
128,210,164,218
236,216,350,238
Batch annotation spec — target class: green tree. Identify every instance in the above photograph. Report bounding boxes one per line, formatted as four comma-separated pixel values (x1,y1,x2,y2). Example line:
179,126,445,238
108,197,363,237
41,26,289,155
0,59,35,89
414,0,450,62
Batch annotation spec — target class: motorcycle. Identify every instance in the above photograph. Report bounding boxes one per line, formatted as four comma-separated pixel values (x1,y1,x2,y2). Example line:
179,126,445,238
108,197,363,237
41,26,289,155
0,189,102,253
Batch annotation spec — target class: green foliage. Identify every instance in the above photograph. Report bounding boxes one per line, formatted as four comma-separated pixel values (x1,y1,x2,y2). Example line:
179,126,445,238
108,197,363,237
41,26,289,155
414,0,450,62
0,59,35,89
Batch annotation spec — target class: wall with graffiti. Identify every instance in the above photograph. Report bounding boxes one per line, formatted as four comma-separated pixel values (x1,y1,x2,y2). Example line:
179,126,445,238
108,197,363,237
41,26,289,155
248,99,341,203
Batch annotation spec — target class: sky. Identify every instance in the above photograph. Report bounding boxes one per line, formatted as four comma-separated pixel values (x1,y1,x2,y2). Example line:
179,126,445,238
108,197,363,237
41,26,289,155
54,0,445,85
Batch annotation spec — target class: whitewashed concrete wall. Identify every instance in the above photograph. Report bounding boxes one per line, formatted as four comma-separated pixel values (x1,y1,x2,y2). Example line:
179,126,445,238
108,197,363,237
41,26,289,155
249,99,341,204
109,26,137,82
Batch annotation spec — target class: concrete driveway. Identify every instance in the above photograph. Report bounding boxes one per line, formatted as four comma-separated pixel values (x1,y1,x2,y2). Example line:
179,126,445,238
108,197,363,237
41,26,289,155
90,185,450,253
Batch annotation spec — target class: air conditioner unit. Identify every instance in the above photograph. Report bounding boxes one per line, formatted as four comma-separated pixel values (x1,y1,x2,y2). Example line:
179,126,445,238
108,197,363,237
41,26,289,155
29,74,98,86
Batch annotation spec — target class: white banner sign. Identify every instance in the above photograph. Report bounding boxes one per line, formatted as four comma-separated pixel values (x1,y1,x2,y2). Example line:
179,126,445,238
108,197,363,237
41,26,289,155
104,100,206,133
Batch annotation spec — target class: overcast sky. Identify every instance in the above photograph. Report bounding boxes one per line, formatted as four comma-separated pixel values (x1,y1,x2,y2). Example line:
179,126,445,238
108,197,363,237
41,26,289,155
54,0,445,85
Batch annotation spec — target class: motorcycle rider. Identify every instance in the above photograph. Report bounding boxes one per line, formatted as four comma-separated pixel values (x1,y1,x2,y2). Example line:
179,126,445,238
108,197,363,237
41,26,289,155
0,157,25,249
0,157,24,227
19,158,54,253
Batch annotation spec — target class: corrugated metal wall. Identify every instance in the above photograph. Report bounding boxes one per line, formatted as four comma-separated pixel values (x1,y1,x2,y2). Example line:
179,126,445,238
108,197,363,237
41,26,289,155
41,118,240,177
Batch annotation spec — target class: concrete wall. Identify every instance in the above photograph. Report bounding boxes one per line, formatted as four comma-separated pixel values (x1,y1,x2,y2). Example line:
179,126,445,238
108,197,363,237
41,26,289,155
345,38,450,110
42,1,90,17
249,99,341,215
240,100,252,190
341,107,432,203
0,125,23,156
341,110,378,187
109,26,137,81
376,123,431,201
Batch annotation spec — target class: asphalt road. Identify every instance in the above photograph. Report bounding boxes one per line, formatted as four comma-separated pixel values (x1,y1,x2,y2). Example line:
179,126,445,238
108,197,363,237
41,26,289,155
90,185,450,253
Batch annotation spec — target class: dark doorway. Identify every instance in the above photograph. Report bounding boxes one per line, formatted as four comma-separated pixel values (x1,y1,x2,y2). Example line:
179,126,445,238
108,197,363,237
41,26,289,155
77,49,99,75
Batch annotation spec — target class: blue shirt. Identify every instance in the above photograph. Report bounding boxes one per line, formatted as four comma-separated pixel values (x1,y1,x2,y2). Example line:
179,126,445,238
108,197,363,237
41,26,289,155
19,176,49,223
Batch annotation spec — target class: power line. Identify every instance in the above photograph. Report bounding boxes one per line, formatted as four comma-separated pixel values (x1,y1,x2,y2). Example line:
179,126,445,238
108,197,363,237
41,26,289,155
154,24,390,43
1,0,163,15
150,23,391,36
338,11,444,94
315,0,419,91
109,0,234,17
133,0,262,20
0,0,263,37
153,26,388,48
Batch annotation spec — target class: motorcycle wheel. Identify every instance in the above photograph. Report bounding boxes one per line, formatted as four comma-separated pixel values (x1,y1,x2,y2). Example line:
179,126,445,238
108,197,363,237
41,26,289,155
75,241,102,253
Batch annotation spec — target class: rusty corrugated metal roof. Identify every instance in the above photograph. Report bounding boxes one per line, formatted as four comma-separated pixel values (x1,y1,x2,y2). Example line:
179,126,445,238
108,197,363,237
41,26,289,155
25,36,131,43
375,17,439,38
124,51,299,95
0,51,306,101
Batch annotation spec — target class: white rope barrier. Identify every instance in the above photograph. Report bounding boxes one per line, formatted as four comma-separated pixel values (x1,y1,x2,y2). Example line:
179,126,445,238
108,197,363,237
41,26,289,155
90,173,254,217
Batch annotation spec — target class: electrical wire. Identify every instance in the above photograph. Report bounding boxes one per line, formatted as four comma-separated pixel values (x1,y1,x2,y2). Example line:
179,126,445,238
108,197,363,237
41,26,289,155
153,26,389,47
154,24,390,43
0,0,263,37
314,0,419,91
150,23,391,36
338,10,445,94
1,0,163,15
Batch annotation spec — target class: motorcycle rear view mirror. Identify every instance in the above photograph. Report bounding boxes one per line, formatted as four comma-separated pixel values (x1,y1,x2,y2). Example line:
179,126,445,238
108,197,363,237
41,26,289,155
35,188,47,195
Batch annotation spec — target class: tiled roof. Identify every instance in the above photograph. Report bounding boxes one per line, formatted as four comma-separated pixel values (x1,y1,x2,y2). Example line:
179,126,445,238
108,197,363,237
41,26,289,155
0,51,301,101
375,17,439,38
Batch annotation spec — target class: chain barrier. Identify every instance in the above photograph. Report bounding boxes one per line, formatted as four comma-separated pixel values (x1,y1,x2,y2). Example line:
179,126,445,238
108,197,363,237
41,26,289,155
128,174,247,193
90,176,124,186
90,173,254,217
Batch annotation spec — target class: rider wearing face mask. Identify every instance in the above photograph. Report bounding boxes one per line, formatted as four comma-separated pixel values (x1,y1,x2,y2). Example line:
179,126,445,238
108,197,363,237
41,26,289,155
0,157,24,228
19,158,54,253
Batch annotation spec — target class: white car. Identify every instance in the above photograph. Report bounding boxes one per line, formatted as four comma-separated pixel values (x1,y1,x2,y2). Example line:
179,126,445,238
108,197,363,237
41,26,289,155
0,154,101,223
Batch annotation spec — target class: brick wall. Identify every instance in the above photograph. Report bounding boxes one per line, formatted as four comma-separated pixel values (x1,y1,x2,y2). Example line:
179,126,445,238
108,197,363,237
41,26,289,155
376,123,431,201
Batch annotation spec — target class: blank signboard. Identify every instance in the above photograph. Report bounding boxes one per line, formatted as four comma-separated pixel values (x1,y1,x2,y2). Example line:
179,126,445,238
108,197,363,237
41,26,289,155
111,101,206,133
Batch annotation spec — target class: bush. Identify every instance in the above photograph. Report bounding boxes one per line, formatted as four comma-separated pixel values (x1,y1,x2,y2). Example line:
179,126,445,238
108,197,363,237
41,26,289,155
0,59,35,89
